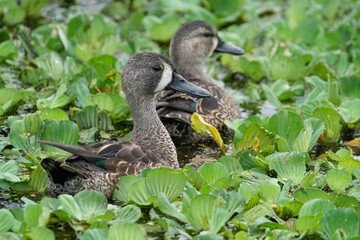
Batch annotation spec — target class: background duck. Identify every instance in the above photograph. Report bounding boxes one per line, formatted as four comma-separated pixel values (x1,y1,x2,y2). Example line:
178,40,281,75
39,52,210,198
156,20,245,145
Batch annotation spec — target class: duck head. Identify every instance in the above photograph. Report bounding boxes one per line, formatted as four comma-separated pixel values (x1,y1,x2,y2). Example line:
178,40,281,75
170,20,245,65
121,52,211,99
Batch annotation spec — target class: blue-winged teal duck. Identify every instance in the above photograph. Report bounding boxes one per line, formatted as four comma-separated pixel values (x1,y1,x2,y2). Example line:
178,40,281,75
156,20,245,144
39,52,210,198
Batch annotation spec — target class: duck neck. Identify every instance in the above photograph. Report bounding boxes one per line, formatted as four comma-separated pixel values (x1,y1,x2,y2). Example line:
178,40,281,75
171,50,207,80
128,94,178,168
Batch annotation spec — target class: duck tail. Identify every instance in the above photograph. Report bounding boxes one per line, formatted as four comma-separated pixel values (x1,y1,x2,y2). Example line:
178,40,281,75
39,140,107,165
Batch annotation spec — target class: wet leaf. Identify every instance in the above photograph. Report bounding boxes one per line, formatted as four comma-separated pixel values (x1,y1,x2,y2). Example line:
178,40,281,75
198,162,228,186
268,152,306,185
113,205,141,223
9,114,44,156
339,99,360,125
85,93,114,112
295,188,329,203
143,13,180,42
191,113,225,153
108,223,146,240
0,40,18,63
40,120,80,154
59,190,108,222
113,175,138,203
39,108,69,121
255,181,280,202
320,208,359,239
24,204,51,228
269,110,304,149
236,123,276,152
0,209,14,234
326,168,352,192
146,168,186,202
80,229,108,240
313,107,340,142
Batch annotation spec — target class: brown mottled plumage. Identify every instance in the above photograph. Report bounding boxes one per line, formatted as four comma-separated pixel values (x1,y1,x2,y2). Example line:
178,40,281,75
156,20,245,145
40,52,210,198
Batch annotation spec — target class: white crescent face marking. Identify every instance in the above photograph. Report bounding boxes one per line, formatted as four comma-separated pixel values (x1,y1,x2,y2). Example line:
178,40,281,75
155,63,173,92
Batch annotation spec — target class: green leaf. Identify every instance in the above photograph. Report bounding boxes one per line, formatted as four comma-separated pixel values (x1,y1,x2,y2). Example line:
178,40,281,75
338,156,360,174
327,77,341,106
287,0,307,27
209,208,227,234
24,204,50,228
292,118,324,152
40,120,80,154
270,55,305,81
0,209,14,234
269,110,304,149
9,114,44,155
326,168,352,192
189,194,217,231
217,156,242,174
113,205,141,223
80,229,108,240
298,198,336,217
0,88,21,107
108,223,146,240
340,75,360,99
145,168,186,202
295,188,329,203
26,226,55,240
143,13,180,42
268,152,306,185
28,166,47,191
46,84,70,109
34,51,64,80
40,108,69,121
329,193,359,208
75,106,113,130
237,202,276,223
59,190,108,222
295,215,321,235
238,183,253,203
313,107,340,142
182,165,207,190
339,99,360,124
127,178,151,205
113,175,138,203
236,123,276,152
349,185,360,200
320,208,359,239
3,3,25,25
294,18,319,44
255,182,281,202
157,193,188,223
198,162,228,185
21,0,47,17
262,84,284,110
0,40,18,63
85,93,114,112
0,160,20,182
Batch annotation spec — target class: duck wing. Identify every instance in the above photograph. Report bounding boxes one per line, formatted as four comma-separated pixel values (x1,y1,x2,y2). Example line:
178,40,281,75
39,140,153,175
155,83,221,125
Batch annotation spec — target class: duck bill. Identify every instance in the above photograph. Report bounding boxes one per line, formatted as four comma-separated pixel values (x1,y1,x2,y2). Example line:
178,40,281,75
215,38,245,55
166,73,211,98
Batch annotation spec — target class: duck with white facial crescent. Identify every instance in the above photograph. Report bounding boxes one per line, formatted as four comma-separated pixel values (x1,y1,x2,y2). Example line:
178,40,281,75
39,52,210,198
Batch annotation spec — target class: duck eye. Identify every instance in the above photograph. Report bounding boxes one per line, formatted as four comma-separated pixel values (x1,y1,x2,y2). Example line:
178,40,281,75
203,32,213,37
152,65,162,71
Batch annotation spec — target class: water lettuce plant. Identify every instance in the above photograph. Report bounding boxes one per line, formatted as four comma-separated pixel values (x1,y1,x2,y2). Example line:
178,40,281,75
0,0,360,239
